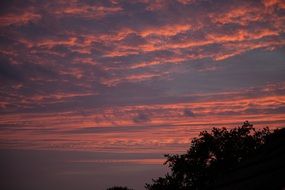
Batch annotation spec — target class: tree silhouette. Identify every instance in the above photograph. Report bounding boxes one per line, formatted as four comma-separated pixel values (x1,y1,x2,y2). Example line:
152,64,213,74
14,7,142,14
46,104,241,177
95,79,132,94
145,121,271,190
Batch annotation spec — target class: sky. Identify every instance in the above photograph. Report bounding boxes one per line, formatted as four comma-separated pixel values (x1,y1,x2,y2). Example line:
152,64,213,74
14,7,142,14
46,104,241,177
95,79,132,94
0,0,285,189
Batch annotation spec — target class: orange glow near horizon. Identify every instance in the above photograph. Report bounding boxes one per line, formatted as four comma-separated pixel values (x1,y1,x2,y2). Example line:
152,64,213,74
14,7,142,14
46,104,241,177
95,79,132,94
0,0,285,156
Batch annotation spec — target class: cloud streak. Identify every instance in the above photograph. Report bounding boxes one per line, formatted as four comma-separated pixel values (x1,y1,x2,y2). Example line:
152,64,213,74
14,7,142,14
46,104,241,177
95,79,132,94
0,0,284,154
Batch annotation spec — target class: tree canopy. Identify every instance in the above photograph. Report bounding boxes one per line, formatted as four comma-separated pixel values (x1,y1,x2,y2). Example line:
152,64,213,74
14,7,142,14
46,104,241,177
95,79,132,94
145,121,271,190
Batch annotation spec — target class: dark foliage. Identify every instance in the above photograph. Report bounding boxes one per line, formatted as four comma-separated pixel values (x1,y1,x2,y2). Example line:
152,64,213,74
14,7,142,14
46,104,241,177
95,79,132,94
145,121,271,190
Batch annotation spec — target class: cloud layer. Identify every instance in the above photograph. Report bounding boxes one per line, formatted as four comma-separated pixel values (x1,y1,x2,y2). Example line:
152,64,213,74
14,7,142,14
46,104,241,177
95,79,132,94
0,0,285,153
